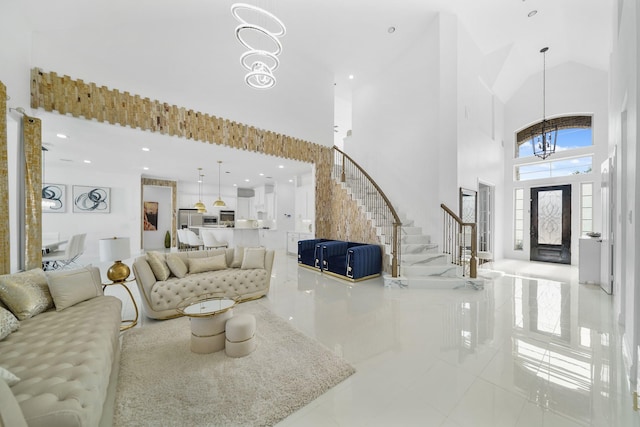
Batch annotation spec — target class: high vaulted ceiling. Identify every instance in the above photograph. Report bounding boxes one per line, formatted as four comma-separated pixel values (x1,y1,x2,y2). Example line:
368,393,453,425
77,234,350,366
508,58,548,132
8,0,613,185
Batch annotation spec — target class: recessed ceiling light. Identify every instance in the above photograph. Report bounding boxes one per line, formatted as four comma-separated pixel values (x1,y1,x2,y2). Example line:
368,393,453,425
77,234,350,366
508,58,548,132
244,179,250,182
142,147,150,152
528,10,537,17
83,160,91,164
388,26,396,34
56,133,68,139
278,165,284,169
259,173,264,176
348,75,354,80
288,179,293,183
143,167,149,170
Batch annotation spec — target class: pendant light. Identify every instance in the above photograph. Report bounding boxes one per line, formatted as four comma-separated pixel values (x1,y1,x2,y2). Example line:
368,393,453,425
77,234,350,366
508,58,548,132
194,167,207,213
213,160,226,207
531,47,558,160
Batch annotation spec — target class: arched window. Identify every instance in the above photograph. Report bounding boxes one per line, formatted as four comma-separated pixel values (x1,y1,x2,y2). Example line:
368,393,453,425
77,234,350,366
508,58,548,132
515,115,592,158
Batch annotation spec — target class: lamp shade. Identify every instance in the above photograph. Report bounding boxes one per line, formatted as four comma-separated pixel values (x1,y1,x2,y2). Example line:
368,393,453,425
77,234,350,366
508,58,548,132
99,237,131,262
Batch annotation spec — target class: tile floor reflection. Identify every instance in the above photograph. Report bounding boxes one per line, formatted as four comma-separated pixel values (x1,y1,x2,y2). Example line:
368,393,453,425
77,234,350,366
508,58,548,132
105,252,639,427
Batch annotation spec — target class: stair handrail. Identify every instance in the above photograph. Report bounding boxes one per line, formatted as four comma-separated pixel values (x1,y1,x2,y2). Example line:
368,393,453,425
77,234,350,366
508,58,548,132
440,203,478,279
332,146,402,277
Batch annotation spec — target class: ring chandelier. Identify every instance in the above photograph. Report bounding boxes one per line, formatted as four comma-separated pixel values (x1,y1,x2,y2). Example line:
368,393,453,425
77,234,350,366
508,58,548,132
231,3,286,89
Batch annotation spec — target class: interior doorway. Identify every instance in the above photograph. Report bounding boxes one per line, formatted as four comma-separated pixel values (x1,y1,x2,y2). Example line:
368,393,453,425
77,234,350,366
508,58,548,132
530,184,571,264
478,182,494,255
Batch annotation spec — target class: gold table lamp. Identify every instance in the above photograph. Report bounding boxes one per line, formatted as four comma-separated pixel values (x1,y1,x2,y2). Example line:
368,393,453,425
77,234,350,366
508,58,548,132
99,237,138,330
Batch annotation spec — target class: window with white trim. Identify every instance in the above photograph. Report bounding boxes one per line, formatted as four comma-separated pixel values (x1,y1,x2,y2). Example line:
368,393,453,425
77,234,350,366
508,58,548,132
514,188,524,250
580,182,593,235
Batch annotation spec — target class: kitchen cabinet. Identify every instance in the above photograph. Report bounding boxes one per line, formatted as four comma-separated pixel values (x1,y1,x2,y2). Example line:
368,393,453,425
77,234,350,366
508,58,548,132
287,232,314,255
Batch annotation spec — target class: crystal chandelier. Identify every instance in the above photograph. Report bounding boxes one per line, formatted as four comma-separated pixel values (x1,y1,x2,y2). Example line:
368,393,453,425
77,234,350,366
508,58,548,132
231,3,286,89
531,47,558,160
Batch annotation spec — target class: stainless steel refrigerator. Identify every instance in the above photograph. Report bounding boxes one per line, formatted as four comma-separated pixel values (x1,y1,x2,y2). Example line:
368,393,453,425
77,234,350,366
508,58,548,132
178,209,203,229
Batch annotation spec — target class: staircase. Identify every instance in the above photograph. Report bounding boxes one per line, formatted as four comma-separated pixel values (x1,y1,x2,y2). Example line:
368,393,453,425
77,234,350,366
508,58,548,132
333,147,484,290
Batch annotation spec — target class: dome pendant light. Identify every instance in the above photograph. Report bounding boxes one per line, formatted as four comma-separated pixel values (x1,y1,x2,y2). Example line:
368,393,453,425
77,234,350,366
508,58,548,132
194,167,207,213
213,161,226,207
531,47,558,160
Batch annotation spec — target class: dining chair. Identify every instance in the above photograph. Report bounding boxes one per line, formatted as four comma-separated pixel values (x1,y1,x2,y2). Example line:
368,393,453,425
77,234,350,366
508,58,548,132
201,230,228,249
184,229,204,251
42,233,85,270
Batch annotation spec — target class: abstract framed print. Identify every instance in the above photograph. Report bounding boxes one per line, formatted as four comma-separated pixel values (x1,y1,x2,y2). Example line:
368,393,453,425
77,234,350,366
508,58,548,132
72,185,111,213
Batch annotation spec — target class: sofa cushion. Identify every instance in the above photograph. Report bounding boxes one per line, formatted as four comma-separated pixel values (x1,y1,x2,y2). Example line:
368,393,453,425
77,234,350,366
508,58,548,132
46,266,104,311
147,252,170,281
0,378,28,427
188,254,227,274
0,307,19,341
230,246,245,268
241,247,265,270
166,254,188,279
0,296,122,427
0,269,53,321
150,269,268,311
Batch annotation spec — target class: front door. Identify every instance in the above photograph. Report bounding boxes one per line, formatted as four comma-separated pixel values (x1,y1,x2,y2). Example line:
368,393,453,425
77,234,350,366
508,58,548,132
530,185,571,264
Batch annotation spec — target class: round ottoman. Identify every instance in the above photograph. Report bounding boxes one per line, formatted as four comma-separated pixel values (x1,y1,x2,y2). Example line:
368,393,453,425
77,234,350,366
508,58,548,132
225,314,257,358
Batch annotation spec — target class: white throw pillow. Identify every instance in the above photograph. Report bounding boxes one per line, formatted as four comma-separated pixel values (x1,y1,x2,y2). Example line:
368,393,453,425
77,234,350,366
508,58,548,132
166,254,188,279
0,307,19,341
241,247,266,270
46,266,104,311
230,246,245,268
189,254,227,274
0,367,20,386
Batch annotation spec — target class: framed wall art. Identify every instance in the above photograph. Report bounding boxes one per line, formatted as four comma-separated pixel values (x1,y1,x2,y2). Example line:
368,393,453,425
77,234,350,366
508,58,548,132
143,201,158,231
72,185,111,213
42,183,66,213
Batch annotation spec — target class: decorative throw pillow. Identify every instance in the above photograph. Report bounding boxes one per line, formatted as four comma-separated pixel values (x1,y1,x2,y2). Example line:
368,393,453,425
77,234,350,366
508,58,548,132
0,269,53,320
166,254,188,279
241,247,266,270
147,252,171,281
0,367,20,386
230,246,245,268
0,307,19,341
46,266,103,311
188,254,227,274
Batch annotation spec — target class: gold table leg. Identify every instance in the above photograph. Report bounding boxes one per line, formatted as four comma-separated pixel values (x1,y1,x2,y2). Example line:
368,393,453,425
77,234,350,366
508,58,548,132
103,279,139,331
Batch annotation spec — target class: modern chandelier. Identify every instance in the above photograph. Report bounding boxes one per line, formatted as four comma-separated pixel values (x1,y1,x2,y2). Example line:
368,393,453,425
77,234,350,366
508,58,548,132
194,167,207,213
231,3,286,89
531,47,558,160
213,161,226,207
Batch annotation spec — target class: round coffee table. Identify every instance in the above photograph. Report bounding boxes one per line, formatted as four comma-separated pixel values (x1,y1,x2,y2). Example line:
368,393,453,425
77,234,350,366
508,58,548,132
177,295,238,354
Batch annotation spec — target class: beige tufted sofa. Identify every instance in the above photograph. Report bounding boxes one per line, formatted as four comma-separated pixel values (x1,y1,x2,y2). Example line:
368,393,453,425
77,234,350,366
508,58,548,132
132,247,275,320
0,266,122,427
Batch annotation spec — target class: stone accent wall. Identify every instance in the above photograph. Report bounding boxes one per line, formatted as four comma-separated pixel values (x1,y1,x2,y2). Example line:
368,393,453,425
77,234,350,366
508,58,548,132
329,180,389,273
30,68,334,238
23,116,42,270
0,82,8,274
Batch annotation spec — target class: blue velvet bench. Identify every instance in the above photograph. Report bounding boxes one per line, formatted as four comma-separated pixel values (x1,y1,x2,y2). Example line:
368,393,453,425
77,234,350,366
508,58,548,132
319,240,382,282
297,238,333,270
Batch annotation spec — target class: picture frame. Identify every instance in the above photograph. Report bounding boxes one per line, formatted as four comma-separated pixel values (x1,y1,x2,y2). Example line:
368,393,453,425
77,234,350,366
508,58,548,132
42,183,66,213
144,201,159,231
72,185,111,213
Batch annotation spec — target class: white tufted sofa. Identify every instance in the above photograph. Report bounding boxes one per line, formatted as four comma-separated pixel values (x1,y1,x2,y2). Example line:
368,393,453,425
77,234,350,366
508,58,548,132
0,294,122,427
132,248,275,320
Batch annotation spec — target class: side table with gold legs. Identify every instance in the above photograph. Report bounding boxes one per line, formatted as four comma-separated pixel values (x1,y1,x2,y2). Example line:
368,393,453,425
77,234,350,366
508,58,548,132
98,237,138,331
102,278,139,331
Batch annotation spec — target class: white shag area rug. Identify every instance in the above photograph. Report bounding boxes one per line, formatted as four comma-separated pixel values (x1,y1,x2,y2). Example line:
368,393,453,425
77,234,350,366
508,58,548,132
113,301,355,427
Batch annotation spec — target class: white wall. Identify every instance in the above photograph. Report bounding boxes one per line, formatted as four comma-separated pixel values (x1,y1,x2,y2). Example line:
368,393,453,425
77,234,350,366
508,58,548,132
349,14,448,243
142,186,172,250
609,0,639,387
42,165,142,265
456,22,506,260
502,62,609,264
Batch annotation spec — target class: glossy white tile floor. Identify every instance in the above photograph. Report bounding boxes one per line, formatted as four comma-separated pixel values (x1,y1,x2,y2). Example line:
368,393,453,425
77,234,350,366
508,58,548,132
104,251,640,427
